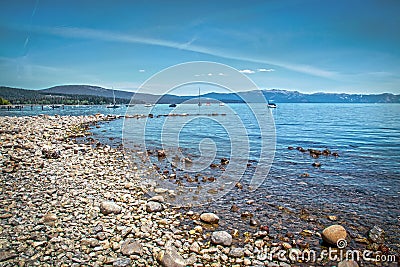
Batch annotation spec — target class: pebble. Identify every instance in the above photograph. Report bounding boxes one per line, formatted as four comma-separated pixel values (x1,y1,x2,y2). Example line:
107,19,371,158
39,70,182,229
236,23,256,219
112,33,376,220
113,258,131,267
211,231,232,246
250,218,259,226
146,201,164,212
43,213,58,223
200,212,219,224
100,201,122,215
368,225,385,243
338,260,359,267
149,195,164,203
189,241,200,254
229,248,245,257
157,246,186,267
120,239,143,256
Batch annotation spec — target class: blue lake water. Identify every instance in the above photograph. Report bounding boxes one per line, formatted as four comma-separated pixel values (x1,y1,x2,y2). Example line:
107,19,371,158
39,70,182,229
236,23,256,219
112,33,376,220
2,103,400,248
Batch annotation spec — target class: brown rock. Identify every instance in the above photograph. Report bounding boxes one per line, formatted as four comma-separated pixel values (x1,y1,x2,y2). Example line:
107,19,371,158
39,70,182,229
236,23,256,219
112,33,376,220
43,213,57,223
157,247,186,267
120,239,143,256
322,225,347,246
0,251,17,261
200,212,219,224
100,201,122,215
338,260,359,267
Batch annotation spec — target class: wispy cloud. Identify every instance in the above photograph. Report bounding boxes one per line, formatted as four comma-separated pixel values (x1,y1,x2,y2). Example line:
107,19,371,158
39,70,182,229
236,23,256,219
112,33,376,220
29,25,338,79
239,69,255,74
258,68,275,72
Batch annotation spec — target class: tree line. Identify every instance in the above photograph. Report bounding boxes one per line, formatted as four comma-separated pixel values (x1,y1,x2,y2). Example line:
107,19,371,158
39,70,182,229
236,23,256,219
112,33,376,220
0,87,130,105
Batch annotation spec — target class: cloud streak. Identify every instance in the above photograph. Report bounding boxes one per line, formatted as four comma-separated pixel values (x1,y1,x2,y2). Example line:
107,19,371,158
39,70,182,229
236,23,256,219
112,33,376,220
29,25,338,79
239,69,255,74
258,68,275,72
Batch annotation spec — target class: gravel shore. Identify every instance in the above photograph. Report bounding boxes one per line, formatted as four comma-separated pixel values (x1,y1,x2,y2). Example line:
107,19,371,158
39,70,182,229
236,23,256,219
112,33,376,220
0,115,398,267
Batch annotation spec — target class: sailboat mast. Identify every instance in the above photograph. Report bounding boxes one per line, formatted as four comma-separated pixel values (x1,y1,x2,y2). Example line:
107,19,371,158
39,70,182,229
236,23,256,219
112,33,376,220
198,87,201,106
112,87,116,105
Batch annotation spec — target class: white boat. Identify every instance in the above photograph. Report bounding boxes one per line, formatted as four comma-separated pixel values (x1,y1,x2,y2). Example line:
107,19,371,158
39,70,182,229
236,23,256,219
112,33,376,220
267,100,277,108
106,87,120,108
219,102,225,106
144,103,153,107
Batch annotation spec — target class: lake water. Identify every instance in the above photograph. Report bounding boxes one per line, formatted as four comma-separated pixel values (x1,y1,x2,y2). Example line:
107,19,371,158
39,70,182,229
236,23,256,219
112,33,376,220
2,103,399,251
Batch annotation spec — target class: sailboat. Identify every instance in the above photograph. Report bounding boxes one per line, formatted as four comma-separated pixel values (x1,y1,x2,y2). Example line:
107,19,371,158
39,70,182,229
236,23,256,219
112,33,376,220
106,87,120,108
198,87,202,106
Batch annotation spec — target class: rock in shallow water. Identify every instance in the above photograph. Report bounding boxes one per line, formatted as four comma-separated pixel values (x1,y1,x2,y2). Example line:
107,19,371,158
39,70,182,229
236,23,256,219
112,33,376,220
322,225,347,246
100,201,122,215
211,231,232,246
368,225,385,243
200,212,219,224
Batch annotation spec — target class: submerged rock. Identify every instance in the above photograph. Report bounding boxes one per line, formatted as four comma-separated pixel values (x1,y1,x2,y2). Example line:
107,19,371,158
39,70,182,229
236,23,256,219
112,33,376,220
220,158,230,165
369,225,385,243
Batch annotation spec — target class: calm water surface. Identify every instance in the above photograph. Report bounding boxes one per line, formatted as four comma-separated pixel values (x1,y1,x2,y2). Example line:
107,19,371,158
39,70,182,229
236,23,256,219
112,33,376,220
2,103,399,249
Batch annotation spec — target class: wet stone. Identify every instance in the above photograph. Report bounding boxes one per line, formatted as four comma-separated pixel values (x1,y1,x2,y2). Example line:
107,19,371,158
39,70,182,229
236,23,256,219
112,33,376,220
322,225,347,246
211,231,232,246
368,225,385,243
200,212,219,224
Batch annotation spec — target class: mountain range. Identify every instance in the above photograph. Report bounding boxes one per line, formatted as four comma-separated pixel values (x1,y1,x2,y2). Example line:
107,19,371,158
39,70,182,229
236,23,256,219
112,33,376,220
1,85,399,104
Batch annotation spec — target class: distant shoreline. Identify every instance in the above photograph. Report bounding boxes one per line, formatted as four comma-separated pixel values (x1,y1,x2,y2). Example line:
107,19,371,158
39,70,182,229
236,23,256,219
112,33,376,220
1,85,400,105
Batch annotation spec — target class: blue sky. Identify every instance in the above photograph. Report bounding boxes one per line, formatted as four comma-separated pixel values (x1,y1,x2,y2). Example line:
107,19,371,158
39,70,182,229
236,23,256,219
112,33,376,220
0,0,399,94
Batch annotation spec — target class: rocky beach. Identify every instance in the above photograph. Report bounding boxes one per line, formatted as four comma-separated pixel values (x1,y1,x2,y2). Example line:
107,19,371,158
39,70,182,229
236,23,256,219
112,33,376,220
0,115,398,267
